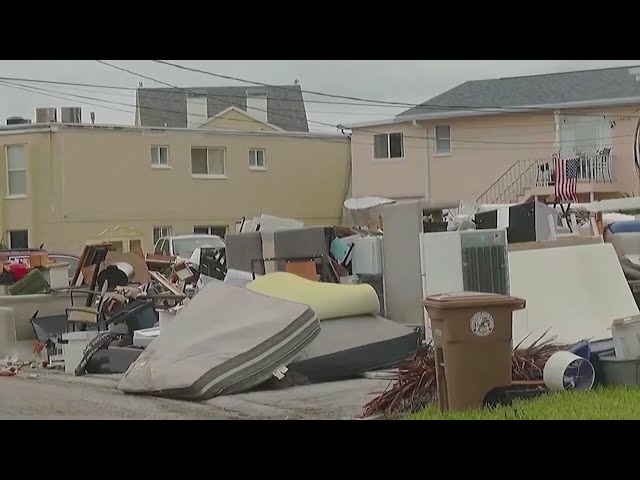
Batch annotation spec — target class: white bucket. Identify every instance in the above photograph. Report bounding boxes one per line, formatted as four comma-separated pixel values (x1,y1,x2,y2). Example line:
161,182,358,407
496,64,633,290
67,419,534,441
61,331,98,374
543,351,595,391
611,314,640,360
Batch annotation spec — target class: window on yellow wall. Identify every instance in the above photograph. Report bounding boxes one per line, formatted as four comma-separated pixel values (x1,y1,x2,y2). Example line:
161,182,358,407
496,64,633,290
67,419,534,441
151,146,169,168
6,145,26,196
249,149,266,170
191,147,226,176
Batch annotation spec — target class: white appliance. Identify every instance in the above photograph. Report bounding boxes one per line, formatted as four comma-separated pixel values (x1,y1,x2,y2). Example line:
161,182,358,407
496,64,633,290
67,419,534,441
419,229,510,338
349,236,383,275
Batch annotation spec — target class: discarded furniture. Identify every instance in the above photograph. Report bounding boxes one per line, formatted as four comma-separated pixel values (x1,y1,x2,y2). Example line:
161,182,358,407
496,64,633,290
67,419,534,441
509,243,639,347
65,281,109,331
287,314,420,383
118,281,321,400
475,201,560,243
247,272,380,321
382,200,458,326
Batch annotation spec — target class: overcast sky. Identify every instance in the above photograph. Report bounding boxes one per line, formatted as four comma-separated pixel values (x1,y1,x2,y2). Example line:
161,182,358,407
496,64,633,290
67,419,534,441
0,60,638,132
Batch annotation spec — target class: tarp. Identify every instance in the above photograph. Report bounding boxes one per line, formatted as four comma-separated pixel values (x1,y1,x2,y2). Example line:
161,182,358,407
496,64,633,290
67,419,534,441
247,272,380,320
118,281,320,400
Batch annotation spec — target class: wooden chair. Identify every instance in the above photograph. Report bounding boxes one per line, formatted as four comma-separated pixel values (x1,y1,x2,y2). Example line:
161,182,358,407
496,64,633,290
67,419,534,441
65,280,109,332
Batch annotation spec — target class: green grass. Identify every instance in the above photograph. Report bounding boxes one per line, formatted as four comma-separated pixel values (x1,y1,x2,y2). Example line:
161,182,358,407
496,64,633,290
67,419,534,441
407,387,640,420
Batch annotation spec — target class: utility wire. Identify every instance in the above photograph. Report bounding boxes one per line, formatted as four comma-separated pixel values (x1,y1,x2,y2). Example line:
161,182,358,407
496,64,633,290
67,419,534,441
3,65,635,148
96,60,339,132
3,76,634,148
2,79,632,152
152,60,640,118
99,61,639,146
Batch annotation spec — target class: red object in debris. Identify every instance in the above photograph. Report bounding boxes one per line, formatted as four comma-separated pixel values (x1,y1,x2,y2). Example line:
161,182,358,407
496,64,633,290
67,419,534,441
8,262,29,281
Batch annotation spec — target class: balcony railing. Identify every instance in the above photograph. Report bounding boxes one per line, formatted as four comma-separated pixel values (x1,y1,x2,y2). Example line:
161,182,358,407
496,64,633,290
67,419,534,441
476,153,615,205
533,154,615,187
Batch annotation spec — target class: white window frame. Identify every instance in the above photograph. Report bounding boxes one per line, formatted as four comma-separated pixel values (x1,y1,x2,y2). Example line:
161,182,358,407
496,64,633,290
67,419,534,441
5,144,27,198
150,145,170,169
248,148,267,171
193,225,227,237
191,147,227,179
153,226,173,246
8,229,29,249
373,132,404,160
434,125,452,156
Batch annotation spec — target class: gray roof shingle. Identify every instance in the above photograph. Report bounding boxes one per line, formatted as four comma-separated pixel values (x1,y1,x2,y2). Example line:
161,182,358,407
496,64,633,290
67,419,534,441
397,65,640,119
136,85,309,132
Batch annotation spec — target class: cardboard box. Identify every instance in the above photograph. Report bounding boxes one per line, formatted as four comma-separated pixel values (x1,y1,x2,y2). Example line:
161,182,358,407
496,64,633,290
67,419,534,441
30,253,50,268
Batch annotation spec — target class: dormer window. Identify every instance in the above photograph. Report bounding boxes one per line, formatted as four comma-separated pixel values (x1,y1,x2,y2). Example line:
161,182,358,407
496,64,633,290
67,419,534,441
246,91,268,122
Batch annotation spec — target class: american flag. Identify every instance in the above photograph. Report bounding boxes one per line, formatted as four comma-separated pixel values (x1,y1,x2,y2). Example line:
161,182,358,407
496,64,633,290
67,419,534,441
554,155,579,203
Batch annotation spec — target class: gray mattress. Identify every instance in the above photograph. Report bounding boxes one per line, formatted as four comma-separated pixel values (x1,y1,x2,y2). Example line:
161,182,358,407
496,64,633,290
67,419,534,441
288,314,419,383
118,281,320,400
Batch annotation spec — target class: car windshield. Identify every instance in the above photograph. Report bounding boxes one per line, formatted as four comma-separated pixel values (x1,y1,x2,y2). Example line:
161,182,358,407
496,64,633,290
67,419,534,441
172,236,225,258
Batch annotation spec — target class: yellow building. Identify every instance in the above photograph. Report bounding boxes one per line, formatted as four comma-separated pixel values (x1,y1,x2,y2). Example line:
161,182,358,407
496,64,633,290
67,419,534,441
0,110,351,255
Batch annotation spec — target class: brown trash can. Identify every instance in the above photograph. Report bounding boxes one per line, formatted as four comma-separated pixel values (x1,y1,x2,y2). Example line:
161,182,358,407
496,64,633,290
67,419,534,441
422,292,526,412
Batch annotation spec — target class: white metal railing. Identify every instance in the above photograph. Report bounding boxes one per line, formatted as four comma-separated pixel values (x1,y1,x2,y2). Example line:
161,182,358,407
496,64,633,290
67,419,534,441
476,153,615,205
533,154,615,187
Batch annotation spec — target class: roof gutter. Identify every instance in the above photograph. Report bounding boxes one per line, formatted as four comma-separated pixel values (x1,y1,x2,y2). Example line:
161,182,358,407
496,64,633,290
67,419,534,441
0,125,58,136
394,96,640,123
345,96,640,129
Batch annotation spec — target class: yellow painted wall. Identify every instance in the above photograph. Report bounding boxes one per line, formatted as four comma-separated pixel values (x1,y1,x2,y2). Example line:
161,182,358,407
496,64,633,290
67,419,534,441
0,126,351,255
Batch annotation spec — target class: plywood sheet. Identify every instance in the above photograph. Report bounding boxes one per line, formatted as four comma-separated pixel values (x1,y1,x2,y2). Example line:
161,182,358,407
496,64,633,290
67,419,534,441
509,243,638,347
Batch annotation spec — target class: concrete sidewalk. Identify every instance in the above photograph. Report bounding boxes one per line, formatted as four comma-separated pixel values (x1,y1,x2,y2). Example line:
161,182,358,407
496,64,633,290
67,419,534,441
0,370,389,419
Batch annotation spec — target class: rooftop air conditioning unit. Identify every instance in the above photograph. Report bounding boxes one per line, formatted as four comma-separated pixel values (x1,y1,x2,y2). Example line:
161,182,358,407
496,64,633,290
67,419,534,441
6,117,31,125
35,107,57,123
61,107,81,123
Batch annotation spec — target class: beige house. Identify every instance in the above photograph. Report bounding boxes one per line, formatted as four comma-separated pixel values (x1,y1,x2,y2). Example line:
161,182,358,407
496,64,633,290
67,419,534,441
0,110,350,255
348,65,640,205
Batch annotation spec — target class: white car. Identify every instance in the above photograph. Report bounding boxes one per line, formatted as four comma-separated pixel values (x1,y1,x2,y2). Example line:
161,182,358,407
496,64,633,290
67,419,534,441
153,234,226,262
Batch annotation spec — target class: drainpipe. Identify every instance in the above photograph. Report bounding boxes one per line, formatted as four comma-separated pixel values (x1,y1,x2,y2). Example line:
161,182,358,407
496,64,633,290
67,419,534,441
554,110,561,154
414,120,431,202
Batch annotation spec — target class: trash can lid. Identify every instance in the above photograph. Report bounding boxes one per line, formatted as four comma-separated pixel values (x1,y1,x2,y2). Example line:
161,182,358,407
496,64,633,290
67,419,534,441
422,291,526,310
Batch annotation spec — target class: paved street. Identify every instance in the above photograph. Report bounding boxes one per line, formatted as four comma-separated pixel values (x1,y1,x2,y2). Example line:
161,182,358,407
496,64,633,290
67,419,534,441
0,370,388,420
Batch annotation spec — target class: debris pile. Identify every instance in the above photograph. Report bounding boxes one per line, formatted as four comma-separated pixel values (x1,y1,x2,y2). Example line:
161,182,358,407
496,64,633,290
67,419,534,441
362,334,573,418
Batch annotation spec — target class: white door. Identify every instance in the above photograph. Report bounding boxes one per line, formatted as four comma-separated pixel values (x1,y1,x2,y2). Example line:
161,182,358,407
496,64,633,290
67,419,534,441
560,115,610,156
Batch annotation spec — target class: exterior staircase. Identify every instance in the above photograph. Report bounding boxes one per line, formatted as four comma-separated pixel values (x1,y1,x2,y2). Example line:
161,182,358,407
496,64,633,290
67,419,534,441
475,159,544,205
475,154,615,205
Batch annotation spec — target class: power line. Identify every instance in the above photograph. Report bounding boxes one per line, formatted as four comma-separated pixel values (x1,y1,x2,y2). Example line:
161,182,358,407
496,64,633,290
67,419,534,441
3,65,634,148
100,61,640,146
0,81,631,152
2,68,639,124
153,60,640,119
3,73,629,133
3,77,633,148
96,60,339,132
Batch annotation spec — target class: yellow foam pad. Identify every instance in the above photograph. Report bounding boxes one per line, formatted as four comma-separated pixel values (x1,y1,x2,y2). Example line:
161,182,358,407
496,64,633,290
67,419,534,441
247,272,380,321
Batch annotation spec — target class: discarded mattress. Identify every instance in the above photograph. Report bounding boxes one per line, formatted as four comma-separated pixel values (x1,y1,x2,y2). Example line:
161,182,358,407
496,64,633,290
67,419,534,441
288,314,419,382
247,272,380,320
118,281,320,400
509,243,639,347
